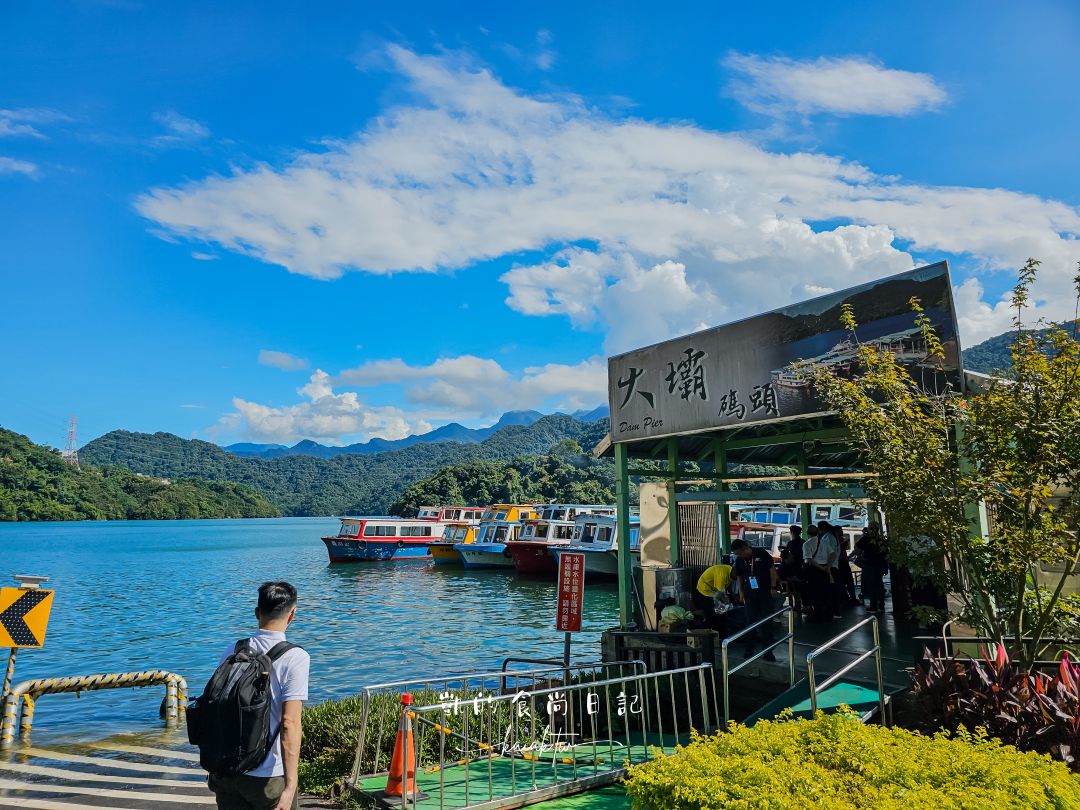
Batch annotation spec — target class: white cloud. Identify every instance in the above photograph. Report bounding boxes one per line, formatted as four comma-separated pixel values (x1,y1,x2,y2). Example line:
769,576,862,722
152,110,210,146
191,251,218,261
535,29,556,71
0,108,69,139
0,157,38,177
337,355,606,416
724,53,948,117
137,47,1079,348
218,369,433,444
180,403,207,409
258,349,310,371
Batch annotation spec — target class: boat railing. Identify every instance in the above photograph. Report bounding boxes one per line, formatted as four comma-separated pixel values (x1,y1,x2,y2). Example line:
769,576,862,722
361,661,717,809
348,659,646,786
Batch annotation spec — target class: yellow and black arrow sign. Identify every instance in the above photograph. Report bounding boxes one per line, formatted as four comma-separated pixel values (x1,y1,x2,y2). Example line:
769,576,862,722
0,587,55,648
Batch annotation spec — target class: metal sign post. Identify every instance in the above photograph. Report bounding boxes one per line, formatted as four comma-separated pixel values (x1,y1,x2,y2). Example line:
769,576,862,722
556,553,585,667
0,575,53,709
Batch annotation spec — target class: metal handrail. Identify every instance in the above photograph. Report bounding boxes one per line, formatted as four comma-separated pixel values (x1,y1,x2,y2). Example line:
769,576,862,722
392,662,716,809
806,616,886,723
1,669,187,748
720,606,795,724
348,660,648,787
412,662,706,712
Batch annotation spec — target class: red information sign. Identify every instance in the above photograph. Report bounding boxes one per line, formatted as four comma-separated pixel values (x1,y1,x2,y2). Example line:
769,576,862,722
556,552,585,632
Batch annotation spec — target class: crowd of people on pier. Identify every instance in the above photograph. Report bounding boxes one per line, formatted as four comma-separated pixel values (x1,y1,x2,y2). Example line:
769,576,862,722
669,522,891,654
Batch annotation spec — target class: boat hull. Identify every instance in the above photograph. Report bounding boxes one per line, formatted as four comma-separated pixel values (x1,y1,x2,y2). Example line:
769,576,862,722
322,537,432,562
551,547,640,579
507,542,561,576
428,542,463,565
457,543,515,569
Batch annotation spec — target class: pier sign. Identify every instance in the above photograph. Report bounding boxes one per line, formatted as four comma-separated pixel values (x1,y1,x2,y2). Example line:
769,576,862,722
608,262,963,443
556,553,584,632
0,587,55,648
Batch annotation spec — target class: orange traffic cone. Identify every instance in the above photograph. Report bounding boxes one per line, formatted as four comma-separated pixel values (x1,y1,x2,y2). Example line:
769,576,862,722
384,693,428,803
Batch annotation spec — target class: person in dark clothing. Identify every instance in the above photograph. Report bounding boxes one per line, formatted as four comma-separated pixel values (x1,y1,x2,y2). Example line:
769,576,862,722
779,525,805,609
731,539,779,661
833,525,859,607
855,527,888,613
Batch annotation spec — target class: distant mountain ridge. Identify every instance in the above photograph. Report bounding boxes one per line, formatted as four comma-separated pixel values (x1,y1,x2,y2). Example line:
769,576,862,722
81,414,612,516
223,406,609,459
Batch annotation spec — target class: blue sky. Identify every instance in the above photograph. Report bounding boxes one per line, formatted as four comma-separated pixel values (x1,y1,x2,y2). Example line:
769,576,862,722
3,1,1079,449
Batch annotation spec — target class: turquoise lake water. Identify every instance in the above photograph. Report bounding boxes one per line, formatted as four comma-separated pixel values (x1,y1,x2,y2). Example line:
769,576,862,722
0,518,619,741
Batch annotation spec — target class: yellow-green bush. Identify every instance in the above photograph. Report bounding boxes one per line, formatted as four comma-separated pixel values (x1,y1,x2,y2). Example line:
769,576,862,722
623,711,1080,809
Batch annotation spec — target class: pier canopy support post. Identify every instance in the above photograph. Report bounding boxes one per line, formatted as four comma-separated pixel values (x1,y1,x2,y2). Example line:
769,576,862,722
615,442,634,629
667,439,681,567
714,441,730,558
798,448,812,532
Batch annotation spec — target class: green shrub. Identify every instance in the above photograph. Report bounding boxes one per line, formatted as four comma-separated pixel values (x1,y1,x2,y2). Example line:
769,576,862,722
623,710,1080,809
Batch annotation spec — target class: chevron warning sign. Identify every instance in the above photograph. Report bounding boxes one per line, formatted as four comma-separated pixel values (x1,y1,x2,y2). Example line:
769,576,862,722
0,587,54,648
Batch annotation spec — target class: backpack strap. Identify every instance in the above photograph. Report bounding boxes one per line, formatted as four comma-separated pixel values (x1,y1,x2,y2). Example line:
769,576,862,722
233,638,251,655
265,641,300,662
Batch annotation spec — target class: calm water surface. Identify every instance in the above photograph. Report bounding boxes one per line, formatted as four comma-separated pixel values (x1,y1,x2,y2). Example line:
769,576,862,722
0,518,619,741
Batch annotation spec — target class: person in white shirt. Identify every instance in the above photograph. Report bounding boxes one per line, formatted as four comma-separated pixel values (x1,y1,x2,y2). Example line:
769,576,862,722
803,524,838,623
208,582,310,810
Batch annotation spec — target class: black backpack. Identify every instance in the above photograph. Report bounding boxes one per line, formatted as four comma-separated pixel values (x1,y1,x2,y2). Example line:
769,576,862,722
187,639,299,777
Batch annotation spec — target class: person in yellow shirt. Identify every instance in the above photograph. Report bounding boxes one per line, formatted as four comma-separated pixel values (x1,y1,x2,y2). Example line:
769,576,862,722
692,563,735,632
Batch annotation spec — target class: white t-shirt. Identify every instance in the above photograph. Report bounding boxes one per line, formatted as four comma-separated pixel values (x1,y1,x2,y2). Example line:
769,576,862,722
218,628,310,777
803,533,838,568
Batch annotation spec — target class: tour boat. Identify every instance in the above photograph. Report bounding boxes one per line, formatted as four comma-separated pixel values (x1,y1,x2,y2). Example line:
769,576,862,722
550,514,641,579
505,504,616,576
427,521,477,565
322,517,449,562
417,506,485,523
456,504,539,569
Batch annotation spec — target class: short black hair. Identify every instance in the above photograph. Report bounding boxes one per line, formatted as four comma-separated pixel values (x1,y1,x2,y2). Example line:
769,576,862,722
258,581,297,619
730,539,750,552
790,525,802,535
817,521,833,533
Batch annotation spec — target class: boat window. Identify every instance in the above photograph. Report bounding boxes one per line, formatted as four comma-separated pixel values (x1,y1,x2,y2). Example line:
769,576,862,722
483,510,496,521
772,511,792,525
743,530,771,549
442,526,454,540
494,526,508,541
754,510,769,523
496,512,507,521
581,525,596,543
597,527,613,544
838,507,858,522
555,525,573,540
572,527,582,541
814,506,831,521
365,524,397,537
629,527,640,550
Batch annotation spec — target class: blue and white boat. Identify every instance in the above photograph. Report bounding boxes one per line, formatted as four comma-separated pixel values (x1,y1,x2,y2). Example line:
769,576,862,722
550,513,641,579
456,504,539,569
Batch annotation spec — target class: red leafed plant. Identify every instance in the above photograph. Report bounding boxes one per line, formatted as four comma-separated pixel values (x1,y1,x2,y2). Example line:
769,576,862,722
912,645,1080,768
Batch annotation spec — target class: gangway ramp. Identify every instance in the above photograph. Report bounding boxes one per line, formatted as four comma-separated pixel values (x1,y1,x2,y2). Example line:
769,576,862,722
0,735,212,809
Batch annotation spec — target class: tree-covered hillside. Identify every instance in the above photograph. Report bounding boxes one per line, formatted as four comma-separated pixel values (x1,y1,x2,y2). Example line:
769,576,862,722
390,439,617,515
0,427,280,521
81,416,611,516
963,324,1078,375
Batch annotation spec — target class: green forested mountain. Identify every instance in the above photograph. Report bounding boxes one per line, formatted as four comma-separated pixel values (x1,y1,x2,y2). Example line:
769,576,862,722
0,427,280,521
962,324,1078,375
390,439,617,516
81,415,611,516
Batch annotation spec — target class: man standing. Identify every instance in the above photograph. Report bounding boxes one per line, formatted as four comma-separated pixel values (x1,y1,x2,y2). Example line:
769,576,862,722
730,539,779,661
208,582,310,810
856,527,889,613
803,523,837,623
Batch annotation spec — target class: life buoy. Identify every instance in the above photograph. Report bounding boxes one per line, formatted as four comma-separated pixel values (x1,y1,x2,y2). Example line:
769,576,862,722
503,548,513,559
397,540,405,549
